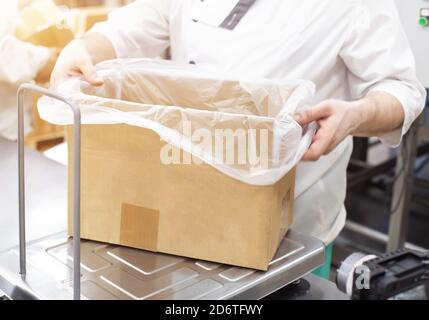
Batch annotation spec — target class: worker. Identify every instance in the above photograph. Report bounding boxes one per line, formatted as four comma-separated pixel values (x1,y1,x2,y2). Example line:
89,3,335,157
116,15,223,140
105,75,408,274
0,0,58,140
50,0,427,279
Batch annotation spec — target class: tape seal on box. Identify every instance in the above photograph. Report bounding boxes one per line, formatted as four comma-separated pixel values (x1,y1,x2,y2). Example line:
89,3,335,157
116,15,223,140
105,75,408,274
120,203,160,251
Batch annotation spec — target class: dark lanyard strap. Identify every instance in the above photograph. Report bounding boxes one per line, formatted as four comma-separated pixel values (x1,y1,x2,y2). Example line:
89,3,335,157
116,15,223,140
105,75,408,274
219,0,257,30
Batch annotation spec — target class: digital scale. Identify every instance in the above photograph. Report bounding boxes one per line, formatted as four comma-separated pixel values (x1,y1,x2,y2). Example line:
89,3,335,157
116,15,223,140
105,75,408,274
0,134,328,300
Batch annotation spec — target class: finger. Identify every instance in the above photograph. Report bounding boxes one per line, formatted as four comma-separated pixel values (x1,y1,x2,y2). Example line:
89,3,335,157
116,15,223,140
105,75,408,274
50,73,68,88
79,59,103,86
50,65,81,87
294,102,332,126
302,139,331,161
51,70,77,87
323,142,337,157
324,134,345,156
68,69,83,77
301,126,335,161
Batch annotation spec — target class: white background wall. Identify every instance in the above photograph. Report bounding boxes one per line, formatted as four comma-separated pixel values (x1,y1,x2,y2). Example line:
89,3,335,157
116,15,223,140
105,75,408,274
395,0,429,87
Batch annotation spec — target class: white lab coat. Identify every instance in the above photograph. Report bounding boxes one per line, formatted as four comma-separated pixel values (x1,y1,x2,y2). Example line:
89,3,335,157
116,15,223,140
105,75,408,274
0,1,50,141
91,0,427,244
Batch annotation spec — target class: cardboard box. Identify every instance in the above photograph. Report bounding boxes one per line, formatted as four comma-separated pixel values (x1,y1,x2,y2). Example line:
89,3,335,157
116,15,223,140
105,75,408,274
68,6,112,36
66,125,295,270
55,0,106,8
37,60,311,271
15,0,74,48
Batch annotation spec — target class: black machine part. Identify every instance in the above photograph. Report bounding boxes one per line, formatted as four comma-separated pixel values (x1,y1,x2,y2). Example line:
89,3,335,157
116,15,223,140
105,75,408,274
337,249,429,300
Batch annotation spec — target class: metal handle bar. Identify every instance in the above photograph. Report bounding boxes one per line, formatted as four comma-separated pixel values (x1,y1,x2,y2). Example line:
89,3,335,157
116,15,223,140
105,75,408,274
17,83,81,300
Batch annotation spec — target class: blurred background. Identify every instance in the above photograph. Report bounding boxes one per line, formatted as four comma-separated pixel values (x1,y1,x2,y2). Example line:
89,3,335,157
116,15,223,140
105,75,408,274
3,0,134,151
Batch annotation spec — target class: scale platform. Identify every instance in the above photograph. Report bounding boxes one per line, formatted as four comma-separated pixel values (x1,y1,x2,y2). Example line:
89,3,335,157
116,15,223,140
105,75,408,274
0,230,324,300
0,137,325,300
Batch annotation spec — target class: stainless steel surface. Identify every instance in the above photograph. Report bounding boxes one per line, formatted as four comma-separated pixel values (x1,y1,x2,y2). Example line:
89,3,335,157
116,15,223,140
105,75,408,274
0,139,67,252
17,84,82,300
17,86,26,278
0,230,324,300
298,274,349,300
387,121,419,251
264,273,348,300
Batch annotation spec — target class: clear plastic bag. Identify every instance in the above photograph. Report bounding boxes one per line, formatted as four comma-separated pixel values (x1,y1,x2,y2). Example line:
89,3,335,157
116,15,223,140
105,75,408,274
38,59,316,185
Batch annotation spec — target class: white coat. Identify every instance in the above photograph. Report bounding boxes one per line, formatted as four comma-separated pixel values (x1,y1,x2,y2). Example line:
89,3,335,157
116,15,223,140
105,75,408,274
91,0,427,244
0,1,50,140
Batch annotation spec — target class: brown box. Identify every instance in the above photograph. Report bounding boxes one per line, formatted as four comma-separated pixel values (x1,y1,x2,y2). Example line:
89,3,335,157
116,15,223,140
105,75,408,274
66,124,295,270
19,25,74,48
15,0,74,48
68,6,112,37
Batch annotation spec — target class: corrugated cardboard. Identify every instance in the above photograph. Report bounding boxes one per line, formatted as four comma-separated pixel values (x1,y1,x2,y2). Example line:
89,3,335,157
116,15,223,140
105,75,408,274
66,124,295,270
15,0,74,48
19,25,74,48
55,0,106,8
68,6,112,36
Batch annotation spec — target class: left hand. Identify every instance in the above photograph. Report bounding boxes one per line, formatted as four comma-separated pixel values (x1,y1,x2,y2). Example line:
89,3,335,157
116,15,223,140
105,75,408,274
294,99,363,161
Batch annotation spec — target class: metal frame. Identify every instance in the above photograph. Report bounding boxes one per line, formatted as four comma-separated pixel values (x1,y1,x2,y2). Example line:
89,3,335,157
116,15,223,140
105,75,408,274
17,84,82,300
347,141,429,191
346,111,428,252
387,120,419,251
344,220,426,253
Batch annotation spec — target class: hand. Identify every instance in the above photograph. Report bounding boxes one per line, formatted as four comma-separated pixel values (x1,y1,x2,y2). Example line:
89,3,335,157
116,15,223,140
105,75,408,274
294,99,364,161
50,39,104,87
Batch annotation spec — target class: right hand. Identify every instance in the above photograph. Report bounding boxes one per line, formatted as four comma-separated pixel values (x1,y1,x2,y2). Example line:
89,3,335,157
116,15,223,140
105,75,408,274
50,39,104,87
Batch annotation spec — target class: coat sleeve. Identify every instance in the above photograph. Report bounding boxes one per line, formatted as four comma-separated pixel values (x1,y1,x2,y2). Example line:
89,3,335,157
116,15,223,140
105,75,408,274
0,36,50,84
340,0,427,147
90,0,172,59
0,0,50,85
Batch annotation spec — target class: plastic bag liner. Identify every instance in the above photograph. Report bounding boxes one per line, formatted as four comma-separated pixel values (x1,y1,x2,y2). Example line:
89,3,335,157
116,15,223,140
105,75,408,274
38,59,317,186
